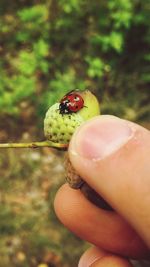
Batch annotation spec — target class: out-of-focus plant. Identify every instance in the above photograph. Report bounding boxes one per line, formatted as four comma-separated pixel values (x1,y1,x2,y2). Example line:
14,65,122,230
0,0,149,121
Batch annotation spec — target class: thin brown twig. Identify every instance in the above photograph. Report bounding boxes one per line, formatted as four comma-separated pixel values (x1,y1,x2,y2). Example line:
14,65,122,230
0,141,68,149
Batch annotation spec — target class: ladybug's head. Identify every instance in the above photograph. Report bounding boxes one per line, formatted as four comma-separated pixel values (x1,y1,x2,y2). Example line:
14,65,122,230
59,98,70,114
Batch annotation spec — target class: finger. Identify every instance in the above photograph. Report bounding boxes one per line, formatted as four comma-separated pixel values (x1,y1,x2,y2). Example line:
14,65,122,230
54,184,149,259
79,246,133,267
69,115,150,247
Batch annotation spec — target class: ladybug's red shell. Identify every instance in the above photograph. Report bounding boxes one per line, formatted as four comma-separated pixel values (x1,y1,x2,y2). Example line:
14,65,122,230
59,91,84,114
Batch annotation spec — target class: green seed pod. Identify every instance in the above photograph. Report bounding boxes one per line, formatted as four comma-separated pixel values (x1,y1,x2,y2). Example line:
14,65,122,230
44,103,84,144
44,90,100,145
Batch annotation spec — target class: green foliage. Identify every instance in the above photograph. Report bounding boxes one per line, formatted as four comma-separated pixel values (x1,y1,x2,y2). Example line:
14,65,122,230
0,205,18,235
0,0,149,121
86,57,105,78
17,5,48,23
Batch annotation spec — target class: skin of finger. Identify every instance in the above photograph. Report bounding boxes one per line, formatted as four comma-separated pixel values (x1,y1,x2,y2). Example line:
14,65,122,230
78,246,107,267
54,184,150,259
79,246,133,267
69,118,150,247
91,256,133,267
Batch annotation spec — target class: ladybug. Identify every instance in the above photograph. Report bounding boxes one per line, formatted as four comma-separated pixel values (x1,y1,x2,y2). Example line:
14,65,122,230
59,90,84,114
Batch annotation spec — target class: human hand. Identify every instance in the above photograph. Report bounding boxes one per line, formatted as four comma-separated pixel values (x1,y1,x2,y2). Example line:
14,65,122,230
54,115,150,266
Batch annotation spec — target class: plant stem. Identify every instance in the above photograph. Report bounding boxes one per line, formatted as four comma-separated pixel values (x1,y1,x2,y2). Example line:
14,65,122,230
0,141,68,149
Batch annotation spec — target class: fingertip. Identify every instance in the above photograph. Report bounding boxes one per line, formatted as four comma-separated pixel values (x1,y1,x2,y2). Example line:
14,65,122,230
69,115,134,161
54,183,85,227
78,246,133,267
78,246,106,267
54,184,72,222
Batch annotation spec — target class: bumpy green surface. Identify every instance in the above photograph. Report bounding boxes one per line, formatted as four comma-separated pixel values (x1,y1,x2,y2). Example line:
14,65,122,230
44,103,84,144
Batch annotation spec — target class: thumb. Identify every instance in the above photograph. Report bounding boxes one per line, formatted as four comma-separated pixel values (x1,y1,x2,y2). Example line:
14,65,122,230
69,115,150,247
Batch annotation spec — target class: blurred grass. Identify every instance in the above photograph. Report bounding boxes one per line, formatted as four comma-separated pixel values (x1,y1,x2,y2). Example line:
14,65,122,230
0,147,88,267
0,0,149,266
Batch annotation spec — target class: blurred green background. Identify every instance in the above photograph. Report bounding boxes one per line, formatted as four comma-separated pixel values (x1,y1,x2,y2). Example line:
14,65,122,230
0,0,149,266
